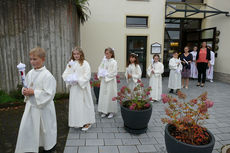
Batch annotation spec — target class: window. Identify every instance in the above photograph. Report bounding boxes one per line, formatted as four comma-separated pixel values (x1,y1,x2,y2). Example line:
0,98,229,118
126,16,148,27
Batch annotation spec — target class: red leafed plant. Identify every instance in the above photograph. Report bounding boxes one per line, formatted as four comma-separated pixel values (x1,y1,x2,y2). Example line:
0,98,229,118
113,79,152,110
161,91,214,145
90,73,121,88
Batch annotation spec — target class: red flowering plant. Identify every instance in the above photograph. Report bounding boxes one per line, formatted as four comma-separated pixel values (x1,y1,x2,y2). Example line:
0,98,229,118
161,91,214,145
113,79,152,110
90,73,121,88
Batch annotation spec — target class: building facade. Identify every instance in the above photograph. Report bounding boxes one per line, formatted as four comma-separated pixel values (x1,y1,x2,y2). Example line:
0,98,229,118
81,0,230,82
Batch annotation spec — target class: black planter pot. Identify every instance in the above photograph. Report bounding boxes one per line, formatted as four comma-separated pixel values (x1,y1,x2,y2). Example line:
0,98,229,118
93,87,100,104
120,104,152,134
165,124,215,153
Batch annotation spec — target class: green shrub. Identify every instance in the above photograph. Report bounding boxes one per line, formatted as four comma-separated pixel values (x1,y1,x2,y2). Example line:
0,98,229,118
0,90,16,104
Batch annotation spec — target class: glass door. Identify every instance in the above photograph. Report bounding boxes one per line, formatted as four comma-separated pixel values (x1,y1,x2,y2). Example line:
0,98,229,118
127,36,147,77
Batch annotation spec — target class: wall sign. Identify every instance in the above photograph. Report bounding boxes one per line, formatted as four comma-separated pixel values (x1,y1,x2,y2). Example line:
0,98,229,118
151,42,161,54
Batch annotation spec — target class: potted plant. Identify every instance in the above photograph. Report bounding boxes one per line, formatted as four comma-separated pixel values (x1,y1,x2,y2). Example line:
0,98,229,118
91,73,121,104
113,80,152,134
161,91,215,153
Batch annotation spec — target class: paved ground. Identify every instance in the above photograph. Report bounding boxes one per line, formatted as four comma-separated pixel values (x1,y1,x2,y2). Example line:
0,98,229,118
64,78,230,153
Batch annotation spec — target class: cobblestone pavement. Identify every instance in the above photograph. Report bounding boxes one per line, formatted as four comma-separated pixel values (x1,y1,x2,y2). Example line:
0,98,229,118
64,78,230,153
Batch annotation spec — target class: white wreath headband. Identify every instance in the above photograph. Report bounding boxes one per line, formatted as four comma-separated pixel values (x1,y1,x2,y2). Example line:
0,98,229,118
130,53,138,57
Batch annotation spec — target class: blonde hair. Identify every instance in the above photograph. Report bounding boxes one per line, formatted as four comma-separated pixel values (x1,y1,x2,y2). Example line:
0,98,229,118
70,47,85,66
29,47,46,59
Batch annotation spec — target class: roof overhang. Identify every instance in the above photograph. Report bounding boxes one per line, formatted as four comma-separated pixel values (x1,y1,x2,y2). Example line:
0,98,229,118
165,2,230,19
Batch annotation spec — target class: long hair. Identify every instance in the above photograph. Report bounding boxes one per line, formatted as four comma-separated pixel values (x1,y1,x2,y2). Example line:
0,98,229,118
127,53,139,67
70,47,85,66
104,47,115,59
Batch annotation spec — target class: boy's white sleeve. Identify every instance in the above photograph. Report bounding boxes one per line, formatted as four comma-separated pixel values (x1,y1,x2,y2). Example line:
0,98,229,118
34,75,56,108
78,61,91,89
169,59,177,70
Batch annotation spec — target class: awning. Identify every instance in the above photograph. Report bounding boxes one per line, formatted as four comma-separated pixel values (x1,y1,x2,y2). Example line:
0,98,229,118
166,2,229,18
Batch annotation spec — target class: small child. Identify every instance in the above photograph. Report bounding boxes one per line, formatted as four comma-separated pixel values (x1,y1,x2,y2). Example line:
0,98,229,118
15,47,57,153
190,46,198,79
62,47,95,131
168,51,182,94
97,47,118,119
147,54,164,102
125,53,142,91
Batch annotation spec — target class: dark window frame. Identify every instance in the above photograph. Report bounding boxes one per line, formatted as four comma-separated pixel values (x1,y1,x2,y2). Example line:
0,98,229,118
126,16,148,28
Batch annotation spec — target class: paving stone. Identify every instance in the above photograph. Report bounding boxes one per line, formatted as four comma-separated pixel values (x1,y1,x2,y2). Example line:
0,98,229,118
114,133,132,138
147,131,164,138
137,145,157,152
98,133,115,138
80,133,97,139
118,146,138,153
86,139,104,146
64,147,78,153
131,133,149,138
122,139,140,145
87,127,103,133
139,138,158,145
104,139,122,145
218,134,230,141
67,132,80,139
66,139,85,147
98,146,119,153
102,127,119,133
78,146,98,153
96,122,113,128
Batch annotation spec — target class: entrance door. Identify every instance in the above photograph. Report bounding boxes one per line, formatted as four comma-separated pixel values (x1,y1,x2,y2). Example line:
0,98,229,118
183,27,217,51
127,36,147,77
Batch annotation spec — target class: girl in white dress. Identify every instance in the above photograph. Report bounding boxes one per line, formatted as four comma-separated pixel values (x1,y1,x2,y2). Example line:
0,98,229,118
62,47,95,131
147,54,164,101
98,47,118,119
125,53,142,91
190,46,198,79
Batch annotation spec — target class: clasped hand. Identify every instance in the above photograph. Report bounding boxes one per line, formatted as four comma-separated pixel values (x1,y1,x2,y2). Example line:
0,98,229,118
23,88,34,96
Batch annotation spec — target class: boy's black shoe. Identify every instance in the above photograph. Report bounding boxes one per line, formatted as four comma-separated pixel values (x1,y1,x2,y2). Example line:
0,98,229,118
43,145,56,153
169,89,173,93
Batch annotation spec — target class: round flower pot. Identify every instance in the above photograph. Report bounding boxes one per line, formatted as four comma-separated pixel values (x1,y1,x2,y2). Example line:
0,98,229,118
93,86,100,104
120,104,152,134
165,124,215,153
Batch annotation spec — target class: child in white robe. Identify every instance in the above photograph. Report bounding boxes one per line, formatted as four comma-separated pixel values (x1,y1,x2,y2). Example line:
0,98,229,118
98,47,118,119
125,53,142,91
62,47,95,131
206,46,215,82
190,46,198,79
168,51,182,94
15,47,57,153
147,54,164,101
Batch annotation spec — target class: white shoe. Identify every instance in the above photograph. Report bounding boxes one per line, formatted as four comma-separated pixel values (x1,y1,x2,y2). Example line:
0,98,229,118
210,80,213,82
101,113,106,118
81,124,92,131
107,113,114,119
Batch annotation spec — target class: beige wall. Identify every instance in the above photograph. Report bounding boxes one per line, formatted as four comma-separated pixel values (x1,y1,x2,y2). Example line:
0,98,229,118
80,0,166,73
202,0,230,75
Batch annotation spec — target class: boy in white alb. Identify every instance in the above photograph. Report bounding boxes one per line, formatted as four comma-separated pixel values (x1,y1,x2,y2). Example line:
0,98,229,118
15,47,57,153
168,51,182,94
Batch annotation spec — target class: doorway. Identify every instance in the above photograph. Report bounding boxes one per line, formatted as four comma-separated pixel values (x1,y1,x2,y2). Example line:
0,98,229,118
127,36,147,77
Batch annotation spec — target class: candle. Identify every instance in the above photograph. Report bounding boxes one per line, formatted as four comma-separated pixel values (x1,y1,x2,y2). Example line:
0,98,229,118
17,62,27,88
